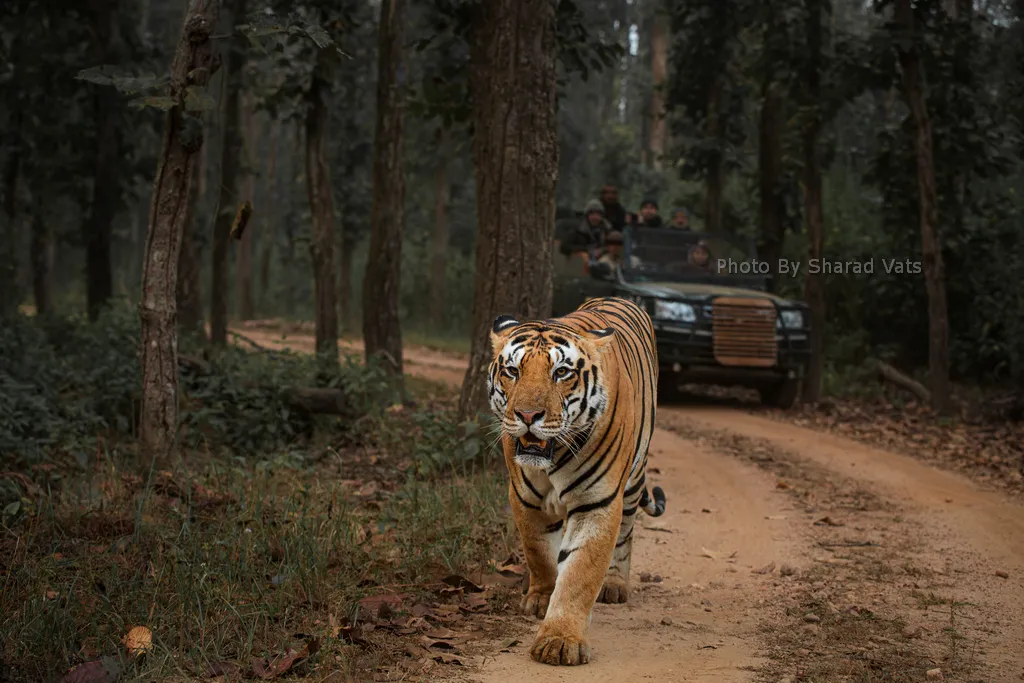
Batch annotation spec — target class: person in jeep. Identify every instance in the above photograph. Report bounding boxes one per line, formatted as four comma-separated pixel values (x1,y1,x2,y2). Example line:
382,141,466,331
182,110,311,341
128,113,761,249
598,230,641,272
671,208,691,230
559,199,610,257
636,198,664,228
688,242,713,271
599,184,632,231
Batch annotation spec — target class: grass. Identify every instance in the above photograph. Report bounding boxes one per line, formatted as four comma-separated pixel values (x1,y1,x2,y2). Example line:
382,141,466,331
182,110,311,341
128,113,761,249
1,367,509,681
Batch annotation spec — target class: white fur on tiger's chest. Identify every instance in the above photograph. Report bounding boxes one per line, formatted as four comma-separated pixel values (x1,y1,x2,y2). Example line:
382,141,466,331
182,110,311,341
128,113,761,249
542,489,567,520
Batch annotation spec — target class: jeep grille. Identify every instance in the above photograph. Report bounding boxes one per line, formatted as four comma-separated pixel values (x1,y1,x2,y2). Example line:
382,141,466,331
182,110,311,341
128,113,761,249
711,297,778,367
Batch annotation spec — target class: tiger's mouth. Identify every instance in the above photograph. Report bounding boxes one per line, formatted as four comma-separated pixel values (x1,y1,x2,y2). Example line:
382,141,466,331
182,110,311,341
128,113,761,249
515,433,555,460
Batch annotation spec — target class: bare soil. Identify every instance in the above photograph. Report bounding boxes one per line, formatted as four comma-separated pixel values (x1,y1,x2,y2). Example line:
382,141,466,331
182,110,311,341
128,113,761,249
238,327,1024,682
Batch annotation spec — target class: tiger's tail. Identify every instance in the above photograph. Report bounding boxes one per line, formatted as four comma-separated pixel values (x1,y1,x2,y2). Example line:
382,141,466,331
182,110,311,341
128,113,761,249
639,486,666,517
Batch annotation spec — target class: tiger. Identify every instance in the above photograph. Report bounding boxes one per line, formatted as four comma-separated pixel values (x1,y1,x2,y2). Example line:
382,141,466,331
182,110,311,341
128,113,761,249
487,296,666,666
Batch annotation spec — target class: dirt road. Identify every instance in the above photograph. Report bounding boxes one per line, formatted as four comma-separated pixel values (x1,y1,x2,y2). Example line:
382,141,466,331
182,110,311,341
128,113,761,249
237,327,1024,682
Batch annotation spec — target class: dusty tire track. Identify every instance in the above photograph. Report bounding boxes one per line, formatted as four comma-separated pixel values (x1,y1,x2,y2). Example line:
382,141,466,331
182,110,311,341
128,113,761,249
235,328,1024,681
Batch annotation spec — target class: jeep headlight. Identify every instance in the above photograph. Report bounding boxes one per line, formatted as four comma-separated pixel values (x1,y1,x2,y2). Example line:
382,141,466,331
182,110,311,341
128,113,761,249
778,310,803,329
654,300,696,323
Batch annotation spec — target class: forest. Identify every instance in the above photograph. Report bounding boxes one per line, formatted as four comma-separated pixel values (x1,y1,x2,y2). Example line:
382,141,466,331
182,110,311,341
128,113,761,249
1,0,1023,681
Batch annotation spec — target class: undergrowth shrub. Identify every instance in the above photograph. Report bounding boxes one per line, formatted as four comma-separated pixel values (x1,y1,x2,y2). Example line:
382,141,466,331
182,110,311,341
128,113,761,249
0,304,401,463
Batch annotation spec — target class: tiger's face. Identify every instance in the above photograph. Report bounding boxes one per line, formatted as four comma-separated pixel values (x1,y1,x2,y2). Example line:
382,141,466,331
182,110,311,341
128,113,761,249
487,315,615,469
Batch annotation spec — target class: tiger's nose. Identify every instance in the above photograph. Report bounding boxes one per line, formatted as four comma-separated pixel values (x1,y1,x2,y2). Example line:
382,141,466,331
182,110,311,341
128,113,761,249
516,409,545,425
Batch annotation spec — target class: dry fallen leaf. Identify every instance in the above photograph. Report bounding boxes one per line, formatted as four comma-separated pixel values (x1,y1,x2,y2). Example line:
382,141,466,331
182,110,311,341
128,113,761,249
122,626,153,656
441,575,484,593
204,661,243,678
60,658,121,683
250,638,319,679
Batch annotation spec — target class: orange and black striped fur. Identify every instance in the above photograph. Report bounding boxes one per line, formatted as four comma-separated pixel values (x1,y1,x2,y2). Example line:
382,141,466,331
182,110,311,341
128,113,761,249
487,296,666,666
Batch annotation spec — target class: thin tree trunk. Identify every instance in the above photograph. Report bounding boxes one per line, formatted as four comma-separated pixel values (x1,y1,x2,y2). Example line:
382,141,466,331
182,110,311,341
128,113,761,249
209,0,246,345
458,0,559,420
84,0,122,321
30,202,54,316
705,78,725,234
649,8,669,171
895,0,952,415
236,106,257,321
306,69,340,376
139,0,218,464
757,80,785,290
258,121,279,314
429,126,451,331
1,113,22,316
801,0,826,403
338,232,354,332
177,147,206,337
363,0,407,388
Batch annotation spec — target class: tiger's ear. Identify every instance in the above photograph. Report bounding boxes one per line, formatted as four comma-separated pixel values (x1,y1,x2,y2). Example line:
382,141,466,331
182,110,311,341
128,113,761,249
490,315,520,354
584,327,615,349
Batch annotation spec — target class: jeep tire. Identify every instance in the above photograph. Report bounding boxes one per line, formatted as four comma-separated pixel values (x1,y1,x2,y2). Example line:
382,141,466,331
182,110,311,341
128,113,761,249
759,377,800,410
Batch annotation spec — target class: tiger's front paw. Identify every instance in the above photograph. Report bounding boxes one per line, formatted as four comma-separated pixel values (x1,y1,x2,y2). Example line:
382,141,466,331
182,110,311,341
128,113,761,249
597,575,629,604
521,589,552,619
531,624,591,666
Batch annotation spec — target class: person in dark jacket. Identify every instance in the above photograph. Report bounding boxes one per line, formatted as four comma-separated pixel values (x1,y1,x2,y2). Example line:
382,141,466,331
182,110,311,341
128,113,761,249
599,184,632,231
559,199,610,256
636,198,664,228
670,208,691,230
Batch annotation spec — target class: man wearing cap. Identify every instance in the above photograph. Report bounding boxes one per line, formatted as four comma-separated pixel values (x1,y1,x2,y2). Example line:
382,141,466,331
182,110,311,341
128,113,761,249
560,199,610,256
637,198,664,227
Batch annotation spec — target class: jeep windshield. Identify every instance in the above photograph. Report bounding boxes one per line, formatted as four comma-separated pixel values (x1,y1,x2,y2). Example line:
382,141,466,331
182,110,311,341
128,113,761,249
621,227,766,287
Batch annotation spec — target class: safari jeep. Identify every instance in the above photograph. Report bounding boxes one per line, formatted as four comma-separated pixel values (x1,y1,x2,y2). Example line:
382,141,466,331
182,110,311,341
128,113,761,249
551,226,811,409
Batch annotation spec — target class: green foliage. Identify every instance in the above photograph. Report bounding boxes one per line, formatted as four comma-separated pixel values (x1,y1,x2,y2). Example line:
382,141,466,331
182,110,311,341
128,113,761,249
0,400,507,681
409,0,625,126
0,304,403,463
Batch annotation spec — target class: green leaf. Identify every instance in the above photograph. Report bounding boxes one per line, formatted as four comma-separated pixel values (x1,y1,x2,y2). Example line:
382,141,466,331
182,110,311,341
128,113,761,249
184,87,216,112
76,65,167,95
128,95,177,111
3,500,19,517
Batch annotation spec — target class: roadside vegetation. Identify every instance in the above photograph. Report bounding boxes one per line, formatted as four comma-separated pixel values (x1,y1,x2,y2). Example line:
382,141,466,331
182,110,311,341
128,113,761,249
0,305,511,682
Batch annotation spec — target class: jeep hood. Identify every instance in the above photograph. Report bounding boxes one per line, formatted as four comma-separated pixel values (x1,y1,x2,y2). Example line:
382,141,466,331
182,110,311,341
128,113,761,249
622,281,795,305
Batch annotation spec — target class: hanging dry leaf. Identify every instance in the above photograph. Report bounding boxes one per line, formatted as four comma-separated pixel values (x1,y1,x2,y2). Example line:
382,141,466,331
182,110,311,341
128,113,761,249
230,201,253,240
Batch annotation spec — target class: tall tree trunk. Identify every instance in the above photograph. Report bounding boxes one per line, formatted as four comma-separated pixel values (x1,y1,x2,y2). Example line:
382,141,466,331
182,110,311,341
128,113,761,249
429,126,451,331
458,0,559,420
139,0,218,464
85,0,123,321
895,0,952,415
30,203,54,316
1,113,22,316
363,0,407,388
649,7,669,171
236,106,257,321
177,146,206,337
209,0,246,345
801,0,826,403
258,121,279,314
338,231,354,332
757,80,785,290
306,69,340,376
705,78,725,234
